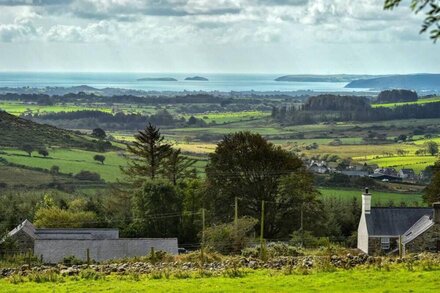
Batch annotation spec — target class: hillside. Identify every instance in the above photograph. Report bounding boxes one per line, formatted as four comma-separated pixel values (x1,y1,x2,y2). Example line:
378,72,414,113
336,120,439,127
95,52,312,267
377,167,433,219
345,74,440,90
0,111,110,150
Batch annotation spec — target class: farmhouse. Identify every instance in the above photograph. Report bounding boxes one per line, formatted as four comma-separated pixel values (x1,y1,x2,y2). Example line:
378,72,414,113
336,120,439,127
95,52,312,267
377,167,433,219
357,188,440,255
1,220,178,263
398,168,417,181
308,160,329,174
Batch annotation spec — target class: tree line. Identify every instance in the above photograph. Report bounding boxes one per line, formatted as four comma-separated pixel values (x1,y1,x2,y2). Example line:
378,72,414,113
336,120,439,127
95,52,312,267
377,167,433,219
272,95,440,125
26,109,207,130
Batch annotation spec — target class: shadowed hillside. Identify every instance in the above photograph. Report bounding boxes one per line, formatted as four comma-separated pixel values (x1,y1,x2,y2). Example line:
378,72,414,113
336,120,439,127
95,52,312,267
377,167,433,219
0,111,113,151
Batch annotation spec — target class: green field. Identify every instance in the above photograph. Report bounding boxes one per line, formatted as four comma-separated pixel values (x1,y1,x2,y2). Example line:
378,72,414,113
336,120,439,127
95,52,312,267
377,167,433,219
0,101,112,115
1,268,439,292
0,148,126,182
188,111,270,124
361,156,438,173
319,187,423,205
372,96,440,108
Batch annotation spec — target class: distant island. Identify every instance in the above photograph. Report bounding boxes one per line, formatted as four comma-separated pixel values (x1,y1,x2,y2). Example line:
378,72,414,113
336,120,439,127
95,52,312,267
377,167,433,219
137,77,177,81
275,74,380,83
345,74,440,90
185,76,209,81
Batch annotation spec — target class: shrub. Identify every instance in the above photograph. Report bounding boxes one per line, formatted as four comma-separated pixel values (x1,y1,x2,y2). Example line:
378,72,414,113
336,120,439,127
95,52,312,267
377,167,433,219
204,216,258,254
62,255,84,266
74,170,102,182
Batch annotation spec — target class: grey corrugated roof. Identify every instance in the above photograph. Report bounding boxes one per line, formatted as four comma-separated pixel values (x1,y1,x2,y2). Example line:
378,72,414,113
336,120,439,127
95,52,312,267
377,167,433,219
401,215,433,244
366,208,432,236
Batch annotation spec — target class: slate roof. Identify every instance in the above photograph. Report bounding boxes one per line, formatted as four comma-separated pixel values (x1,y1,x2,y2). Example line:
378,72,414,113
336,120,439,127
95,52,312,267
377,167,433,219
2,220,119,241
366,207,432,236
401,215,434,244
6,220,36,239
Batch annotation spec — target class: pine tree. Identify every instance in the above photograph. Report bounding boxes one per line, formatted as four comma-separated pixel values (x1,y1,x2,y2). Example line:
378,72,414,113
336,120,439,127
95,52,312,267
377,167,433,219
122,123,172,185
164,149,197,185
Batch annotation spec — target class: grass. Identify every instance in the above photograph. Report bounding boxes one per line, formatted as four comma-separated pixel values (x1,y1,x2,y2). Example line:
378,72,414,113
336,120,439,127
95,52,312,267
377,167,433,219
319,187,424,205
0,101,112,115
361,156,438,173
0,165,70,186
372,96,440,108
1,268,440,292
304,143,419,159
186,111,270,124
0,148,126,182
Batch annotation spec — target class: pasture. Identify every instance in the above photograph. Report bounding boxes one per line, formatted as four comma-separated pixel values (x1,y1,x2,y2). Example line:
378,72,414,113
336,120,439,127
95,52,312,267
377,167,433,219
1,268,439,292
0,101,112,115
319,187,424,206
372,96,440,108
0,148,126,182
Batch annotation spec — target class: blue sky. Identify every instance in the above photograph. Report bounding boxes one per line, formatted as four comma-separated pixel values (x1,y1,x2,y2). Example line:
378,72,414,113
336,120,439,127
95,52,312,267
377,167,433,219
0,0,438,74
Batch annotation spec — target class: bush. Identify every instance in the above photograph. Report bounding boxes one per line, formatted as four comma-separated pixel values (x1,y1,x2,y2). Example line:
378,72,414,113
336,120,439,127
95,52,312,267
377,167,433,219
74,171,102,182
62,255,84,266
290,230,328,248
204,216,258,254
241,242,303,258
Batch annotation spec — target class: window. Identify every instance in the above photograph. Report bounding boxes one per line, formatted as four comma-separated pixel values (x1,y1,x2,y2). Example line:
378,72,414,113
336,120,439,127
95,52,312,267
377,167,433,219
381,237,390,250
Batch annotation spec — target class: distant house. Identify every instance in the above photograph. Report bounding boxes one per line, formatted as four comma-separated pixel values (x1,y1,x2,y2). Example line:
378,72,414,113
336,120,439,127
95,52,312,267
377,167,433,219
1,220,178,263
308,160,329,174
339,170,369,177
369,174,402,182
374,167,398,177
358,188,440,255
398,169,416,181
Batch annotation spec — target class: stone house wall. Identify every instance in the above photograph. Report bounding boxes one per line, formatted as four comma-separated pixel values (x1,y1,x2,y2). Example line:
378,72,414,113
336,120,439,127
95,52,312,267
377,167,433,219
405,224,440,254
368,236,399,255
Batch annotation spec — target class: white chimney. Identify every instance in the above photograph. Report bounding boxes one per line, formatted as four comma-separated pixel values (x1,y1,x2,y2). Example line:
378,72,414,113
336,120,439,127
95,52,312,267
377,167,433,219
362,187,371,214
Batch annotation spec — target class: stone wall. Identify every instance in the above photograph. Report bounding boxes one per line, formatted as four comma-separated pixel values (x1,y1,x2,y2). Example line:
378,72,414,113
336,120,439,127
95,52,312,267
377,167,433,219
368,237,399,255
405,224,440,253
34,238,178,264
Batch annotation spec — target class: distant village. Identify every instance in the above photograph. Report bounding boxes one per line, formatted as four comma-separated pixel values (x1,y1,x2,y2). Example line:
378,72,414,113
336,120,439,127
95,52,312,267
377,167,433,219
307,159,425,183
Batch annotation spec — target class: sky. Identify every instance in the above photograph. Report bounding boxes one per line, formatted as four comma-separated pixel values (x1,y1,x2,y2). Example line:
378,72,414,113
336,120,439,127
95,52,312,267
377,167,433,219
0,0,438,74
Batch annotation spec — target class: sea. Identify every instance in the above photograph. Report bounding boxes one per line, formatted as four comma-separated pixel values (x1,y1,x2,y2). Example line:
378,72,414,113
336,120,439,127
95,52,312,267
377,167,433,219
0,72,366,93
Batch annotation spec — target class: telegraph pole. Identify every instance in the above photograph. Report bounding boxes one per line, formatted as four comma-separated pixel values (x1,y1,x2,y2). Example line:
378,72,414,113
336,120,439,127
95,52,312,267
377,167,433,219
201,208,205,267
260,200,265,259
234,197,238,228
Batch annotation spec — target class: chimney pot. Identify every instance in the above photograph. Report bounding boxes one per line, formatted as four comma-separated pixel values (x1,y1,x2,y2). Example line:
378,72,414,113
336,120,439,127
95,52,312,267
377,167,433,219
362,188,372,214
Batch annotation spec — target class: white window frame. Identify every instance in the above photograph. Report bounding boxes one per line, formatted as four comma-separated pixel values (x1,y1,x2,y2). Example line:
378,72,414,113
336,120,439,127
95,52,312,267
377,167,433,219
381,237,390,250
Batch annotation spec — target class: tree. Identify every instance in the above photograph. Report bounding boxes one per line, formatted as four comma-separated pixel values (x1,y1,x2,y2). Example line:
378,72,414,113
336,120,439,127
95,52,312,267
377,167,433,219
34,207,97,228
423,160,440,203
425,141,439,156
163,149,197,185
93,154,106,165
131,180,182,237
38,149,49,158
92,128,106,139
21,144,34,157
384,0,440,42
122,123,172,185
276,173,324,237
205,131,306,238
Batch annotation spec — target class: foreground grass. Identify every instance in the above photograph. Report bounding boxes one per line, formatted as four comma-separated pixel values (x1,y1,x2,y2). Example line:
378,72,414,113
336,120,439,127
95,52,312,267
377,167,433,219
1,268,439,292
